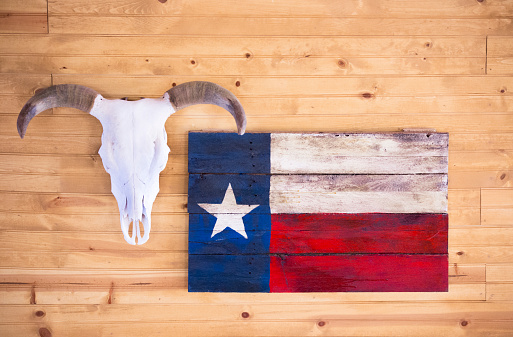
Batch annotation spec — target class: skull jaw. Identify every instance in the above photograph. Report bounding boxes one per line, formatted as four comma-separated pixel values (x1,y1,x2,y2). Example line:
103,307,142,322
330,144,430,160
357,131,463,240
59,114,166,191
120,212,151,245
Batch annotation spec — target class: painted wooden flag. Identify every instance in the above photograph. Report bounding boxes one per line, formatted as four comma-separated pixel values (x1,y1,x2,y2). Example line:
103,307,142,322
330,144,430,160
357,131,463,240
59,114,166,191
188,132,448,293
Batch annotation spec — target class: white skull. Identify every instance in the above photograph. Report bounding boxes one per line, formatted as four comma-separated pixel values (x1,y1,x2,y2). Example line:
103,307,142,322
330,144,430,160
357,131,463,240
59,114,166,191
17,82,246,245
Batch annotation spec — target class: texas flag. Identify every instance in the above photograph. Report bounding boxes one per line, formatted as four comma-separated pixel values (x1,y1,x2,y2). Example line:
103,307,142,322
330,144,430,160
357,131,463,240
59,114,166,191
187,132,448,293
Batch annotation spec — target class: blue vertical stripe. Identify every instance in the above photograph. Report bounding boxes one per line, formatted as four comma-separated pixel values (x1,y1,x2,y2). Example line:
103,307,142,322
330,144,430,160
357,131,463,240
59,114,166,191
188,132,272,292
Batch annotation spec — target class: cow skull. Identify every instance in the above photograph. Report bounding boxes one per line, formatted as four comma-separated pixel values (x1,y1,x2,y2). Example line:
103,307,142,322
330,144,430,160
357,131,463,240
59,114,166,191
17,82,246,245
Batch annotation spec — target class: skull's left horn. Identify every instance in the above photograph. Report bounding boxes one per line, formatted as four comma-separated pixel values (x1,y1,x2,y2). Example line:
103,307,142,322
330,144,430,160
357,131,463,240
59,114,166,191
17,84,100,138
165,81,246,135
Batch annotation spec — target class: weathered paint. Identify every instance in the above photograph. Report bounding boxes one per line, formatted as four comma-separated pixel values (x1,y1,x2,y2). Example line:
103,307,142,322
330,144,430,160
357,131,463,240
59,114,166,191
188,132,449,292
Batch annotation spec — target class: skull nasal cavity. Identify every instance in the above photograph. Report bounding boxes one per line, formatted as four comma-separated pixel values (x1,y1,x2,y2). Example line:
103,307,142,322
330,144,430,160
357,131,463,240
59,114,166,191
128,220,145,243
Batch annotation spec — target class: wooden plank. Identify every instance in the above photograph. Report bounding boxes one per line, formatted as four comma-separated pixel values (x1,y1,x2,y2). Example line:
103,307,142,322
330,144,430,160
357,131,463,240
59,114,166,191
450,246,513,264
487,283,513,301
487,264,513,282
0,14,47,34
3,322,512,337
0,213,189,232
47,0,513,17
0,0,47,14
0,192,187,214
0,282,485,305
48,16,513,36
270,133,448,174
3,301,511,324
272,132,449,157
49,75,513,97
481,189,513,225
5,95,513,117
269,255,447,292
4,113,513,141
269,175,447,213
487,36,513,74
0,251,187,269
0,35,486,57
0,231,188,252
449,189,480,209
0,74,50,94
0,268,187,287
0,173,187,194
450,227,513,246
3,132,513,156
269,214,447,254
481,188,513,207
0,55,486,76
450,151,513,171
0,154,187,176
449,133,513,151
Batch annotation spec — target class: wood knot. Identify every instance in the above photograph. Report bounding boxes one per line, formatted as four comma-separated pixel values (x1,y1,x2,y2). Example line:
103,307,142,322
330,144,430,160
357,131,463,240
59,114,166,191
35,310,46,318
39,328,52,337
318,321,326,327
241,312,250,318
337,59,347,68
158,0,167,3
245,53,252,59
456,251,464,256
425,42,432,48
235,81,241,87
361,92,374,99
500,173,506,180
172,82,177,87
460,320,469,327
190,59,196,65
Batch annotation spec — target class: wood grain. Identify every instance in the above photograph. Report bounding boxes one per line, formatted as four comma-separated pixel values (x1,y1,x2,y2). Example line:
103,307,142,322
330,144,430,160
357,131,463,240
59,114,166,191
47,0,513,17
1,0,512,334
48,16,513,36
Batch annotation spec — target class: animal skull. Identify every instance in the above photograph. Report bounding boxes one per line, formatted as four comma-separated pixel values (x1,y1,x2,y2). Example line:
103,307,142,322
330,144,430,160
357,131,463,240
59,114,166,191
17,82,246,245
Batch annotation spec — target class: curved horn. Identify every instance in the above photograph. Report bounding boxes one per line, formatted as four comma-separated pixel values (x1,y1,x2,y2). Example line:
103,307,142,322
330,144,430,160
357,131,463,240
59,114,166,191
165,81,246,135
17,84,100,138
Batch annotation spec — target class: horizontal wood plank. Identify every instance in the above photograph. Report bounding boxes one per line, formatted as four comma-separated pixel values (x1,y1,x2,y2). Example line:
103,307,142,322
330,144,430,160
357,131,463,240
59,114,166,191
47,75,513,97
0,282,486,306
269,254,448,292
0,0,47,14
0,35,486,57
48,16,513,36
2,132,513,156
47,0,513,17
0,213,189,232
0,192,187,214
5,114,513,138
3,319,512,337
0,14,47,34
487,36,513,74
270,133,448,174
0,55,486,76
0,251,188,269
269,175,447,213
269,213,447,254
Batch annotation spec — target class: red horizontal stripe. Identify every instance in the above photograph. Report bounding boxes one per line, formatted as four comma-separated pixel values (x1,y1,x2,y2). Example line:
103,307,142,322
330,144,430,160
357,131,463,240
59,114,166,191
270,254,448,292
270,213,447,254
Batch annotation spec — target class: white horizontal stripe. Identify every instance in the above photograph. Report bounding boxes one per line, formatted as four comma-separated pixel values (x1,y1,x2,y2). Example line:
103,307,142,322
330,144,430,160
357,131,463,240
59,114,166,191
270,133,448,174
269,175,447,214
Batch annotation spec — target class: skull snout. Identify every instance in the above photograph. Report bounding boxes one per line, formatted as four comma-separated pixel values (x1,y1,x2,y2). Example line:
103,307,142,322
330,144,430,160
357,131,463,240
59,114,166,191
120,210,151,245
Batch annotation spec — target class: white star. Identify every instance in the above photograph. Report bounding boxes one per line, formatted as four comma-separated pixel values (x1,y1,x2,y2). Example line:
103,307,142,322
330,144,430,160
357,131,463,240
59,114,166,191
197,183,259,239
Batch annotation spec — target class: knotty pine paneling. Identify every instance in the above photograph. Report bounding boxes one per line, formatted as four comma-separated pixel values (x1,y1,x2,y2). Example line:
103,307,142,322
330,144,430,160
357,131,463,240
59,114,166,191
1,0,513,336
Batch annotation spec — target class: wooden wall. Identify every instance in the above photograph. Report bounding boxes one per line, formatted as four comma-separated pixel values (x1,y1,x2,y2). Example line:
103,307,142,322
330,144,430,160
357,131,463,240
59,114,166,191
1,0,512,336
